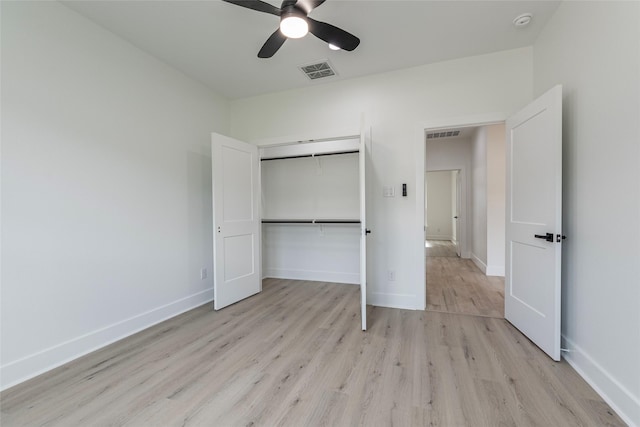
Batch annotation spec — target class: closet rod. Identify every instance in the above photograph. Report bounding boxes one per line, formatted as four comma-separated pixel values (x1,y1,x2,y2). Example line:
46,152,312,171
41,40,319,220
315,220,361,224
261,219,361,224
261,150,359,162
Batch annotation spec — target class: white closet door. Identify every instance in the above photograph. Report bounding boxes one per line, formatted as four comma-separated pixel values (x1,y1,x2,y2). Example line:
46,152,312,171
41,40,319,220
360,129,369,331
211,133,261,310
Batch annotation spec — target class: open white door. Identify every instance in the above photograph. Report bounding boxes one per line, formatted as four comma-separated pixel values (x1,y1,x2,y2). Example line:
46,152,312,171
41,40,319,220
505,85,563,361
360,128,369,331
211,133,261,310
453,170,461,257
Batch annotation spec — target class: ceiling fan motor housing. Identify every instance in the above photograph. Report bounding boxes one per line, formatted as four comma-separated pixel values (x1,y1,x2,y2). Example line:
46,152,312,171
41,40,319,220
279,6,308,38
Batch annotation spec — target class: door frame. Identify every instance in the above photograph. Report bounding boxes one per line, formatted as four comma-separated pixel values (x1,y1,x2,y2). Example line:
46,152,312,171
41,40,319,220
415,113,507,310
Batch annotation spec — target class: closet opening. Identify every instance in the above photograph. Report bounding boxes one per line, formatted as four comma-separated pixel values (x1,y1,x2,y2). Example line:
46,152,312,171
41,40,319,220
211,132,369,330
261,148,361,285
259,137,368,330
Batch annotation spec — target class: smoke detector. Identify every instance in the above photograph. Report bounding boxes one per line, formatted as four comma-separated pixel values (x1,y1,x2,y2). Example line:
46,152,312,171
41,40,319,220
513,13,533,27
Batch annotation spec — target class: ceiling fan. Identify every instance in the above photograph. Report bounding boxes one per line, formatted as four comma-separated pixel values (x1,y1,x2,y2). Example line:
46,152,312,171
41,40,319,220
223,0,360,58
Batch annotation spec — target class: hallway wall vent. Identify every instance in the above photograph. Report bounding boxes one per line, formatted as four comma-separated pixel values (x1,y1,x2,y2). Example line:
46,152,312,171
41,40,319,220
426,130,461,139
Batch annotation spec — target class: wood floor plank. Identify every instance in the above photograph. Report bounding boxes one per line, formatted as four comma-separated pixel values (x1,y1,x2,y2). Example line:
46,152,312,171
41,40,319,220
0,279,624,426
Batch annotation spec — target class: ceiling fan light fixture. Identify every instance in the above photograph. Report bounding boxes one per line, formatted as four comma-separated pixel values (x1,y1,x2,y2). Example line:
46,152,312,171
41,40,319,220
280,15,308,38
328,43,341,51
222,0,360,58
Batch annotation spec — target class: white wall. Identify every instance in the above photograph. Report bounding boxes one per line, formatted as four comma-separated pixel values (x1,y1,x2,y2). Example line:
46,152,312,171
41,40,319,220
534,2,640,425
425,171,453,240
485,124,506,276
1,1,229,390
262,224,360,284
471,128,488,268
261,154,359,220
470,123,505,276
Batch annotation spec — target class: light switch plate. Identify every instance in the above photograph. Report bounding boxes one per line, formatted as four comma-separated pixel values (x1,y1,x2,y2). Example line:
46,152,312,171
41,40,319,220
383,186,395,197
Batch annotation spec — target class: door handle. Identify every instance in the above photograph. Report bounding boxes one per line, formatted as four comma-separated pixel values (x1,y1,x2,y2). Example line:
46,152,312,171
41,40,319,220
453,216,458,219
534,233,554,242
365,229,372,234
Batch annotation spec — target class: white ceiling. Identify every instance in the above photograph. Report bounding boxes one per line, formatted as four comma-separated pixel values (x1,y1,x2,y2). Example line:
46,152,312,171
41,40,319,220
63,0,560,99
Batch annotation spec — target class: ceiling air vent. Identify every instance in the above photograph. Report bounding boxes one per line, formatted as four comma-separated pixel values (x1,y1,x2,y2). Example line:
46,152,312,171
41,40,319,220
426,130,461,139
299,61,336,80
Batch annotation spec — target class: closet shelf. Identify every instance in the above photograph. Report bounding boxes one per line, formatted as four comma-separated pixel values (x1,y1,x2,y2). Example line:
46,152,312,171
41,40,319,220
262,219,361,224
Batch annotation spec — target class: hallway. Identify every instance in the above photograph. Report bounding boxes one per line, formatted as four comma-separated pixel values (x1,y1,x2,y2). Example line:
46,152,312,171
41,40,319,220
426,240,504,318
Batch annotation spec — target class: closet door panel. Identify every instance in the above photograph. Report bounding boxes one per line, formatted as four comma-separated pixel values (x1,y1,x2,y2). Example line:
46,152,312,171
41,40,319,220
222,146,254,221
212,133,261,310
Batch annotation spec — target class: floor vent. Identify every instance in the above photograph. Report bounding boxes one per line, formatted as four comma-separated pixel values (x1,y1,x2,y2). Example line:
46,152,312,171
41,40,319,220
426,130,461,139
300,61,336,80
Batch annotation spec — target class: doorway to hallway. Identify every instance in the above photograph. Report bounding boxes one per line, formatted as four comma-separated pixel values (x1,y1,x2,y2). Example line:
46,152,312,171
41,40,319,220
425,239,504,318
423,122,506,318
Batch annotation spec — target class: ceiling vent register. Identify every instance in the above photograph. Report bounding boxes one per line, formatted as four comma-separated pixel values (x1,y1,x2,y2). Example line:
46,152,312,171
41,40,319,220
426,130,461,139
300,61,336,80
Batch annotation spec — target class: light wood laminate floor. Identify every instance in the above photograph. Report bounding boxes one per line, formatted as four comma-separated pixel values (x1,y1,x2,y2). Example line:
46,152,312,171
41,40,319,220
426,240,505,318
1,279,622,426
425,240,459,257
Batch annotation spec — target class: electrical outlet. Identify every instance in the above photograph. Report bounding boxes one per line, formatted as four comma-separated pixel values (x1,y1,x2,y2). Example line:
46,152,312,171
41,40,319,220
388,270,396,281
200,268,208,280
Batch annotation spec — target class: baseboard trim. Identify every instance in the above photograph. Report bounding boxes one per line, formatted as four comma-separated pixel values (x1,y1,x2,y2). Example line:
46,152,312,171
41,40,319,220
485,265,505,277
0,288,214,392
368,292,418,310
561,335,639,427
471,253,488,274
264,268,359,285
425,235,453,241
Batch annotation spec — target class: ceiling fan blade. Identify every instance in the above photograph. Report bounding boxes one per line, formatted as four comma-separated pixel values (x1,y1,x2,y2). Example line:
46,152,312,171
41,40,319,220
222,0,281,16
295,0,326,14
258,29,287,58
307,18,360,51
